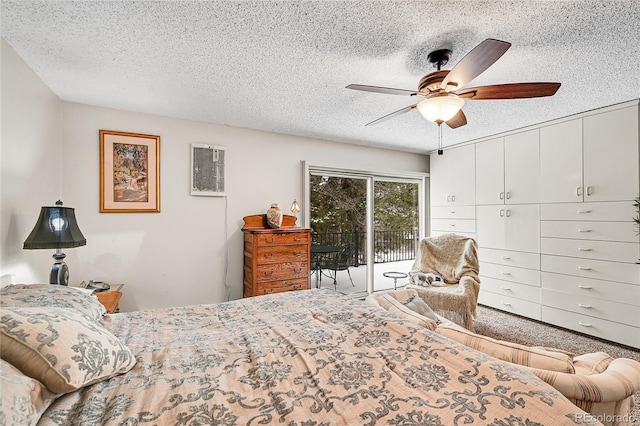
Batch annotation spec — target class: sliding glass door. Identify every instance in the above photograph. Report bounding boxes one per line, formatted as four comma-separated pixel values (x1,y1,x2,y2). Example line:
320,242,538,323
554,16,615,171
304,163,426,298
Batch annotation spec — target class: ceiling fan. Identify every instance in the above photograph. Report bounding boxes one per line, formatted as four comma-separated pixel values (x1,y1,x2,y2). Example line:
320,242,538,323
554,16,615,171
346,38,561,132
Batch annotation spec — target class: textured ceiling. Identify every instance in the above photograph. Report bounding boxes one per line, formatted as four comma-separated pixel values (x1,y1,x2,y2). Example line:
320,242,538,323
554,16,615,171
2,1,639,154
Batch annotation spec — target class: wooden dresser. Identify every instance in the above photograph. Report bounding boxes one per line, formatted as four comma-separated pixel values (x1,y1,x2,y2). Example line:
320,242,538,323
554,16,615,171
242,214,311,297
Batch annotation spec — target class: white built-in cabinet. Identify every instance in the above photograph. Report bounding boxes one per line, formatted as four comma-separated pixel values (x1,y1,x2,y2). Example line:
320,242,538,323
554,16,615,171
430,101,640,347
430,144,476,239
476,129,540,205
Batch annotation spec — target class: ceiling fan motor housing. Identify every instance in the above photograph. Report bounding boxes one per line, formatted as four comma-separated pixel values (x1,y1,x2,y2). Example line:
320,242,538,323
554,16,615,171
418,70,449,93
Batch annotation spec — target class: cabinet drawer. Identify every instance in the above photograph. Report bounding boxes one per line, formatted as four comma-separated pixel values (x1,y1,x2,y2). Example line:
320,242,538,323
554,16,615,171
255,278,309,295
480,262,540,287
255,232,309,246
480,277,541,302
431,218,476,233
542,272,640,306
541,255,640,285
542,288,640,327
541,220,637,243
479,292,541,320
542,306,640,348
541,238,638,263
430,230,476,240
256,244,308,264
540,201,635,222
431,205,476,219
478,248,540,269
255,261,309,282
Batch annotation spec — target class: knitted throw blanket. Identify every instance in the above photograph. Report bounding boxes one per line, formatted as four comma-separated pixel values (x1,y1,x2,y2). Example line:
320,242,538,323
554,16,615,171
409,233,480,284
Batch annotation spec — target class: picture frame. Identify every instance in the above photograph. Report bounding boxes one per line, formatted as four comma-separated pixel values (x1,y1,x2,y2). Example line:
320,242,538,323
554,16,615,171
100,130,160,213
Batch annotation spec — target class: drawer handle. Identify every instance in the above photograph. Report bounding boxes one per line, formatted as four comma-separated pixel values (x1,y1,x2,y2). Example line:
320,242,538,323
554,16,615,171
586,186,594,196
500,286,511,291
293,237,302,241
577,266,592,271
577,229,592,233
500,256,511,260
293,268,302,273
500,271,511,275
292,251,303,256
576,187,583,197
499,209,505,217
449,224,456,227
505,209,511,217
263,271,274,276
506,191,511,199
578,322,592,328
266,237,275,243
501,302,512,306
451,195,456,202
499,192,504,200
577,247,592,251
577,210,592,214
578,285,592,289
578,304,592,308
263,253,275,259
450,210,455,214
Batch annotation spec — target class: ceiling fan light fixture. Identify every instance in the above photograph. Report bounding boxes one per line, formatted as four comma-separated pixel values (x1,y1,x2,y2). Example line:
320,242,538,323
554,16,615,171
417,94,465,123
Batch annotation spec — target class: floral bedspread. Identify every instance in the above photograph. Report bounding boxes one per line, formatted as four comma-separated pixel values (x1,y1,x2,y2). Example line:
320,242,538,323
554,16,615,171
39,289,594,425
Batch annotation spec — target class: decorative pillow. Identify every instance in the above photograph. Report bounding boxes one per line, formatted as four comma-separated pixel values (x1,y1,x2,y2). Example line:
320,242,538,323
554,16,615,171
376,294,438,331
435,323,575,373
0,306,136,394
0,359,57,426
402,295,440,322
0,284,106,322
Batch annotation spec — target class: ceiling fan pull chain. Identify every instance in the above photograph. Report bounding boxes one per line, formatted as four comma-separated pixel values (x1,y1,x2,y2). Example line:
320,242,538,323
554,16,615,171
437,124,444,155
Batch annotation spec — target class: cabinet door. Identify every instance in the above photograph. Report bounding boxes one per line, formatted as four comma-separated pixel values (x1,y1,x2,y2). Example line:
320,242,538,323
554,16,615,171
447,144,476,205
583,106,639,202
504,205,540,253
504,129,539,204
540,119,583,203
476,205,506,249
475,137,504,205
429,151,450,206
430,144,476,206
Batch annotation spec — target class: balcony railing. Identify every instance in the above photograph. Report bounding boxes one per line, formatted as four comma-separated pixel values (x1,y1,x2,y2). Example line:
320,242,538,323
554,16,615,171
312,229,417,266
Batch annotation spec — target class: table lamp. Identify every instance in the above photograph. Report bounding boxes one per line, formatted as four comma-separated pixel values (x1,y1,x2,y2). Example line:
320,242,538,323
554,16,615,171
23,200,86,285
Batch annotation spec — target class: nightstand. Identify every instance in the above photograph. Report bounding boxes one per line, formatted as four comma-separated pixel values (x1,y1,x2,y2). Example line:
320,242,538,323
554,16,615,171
95,284,124,314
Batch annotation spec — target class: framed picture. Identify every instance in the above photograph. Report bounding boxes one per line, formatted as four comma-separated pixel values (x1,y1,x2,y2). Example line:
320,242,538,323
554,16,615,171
100,130,160,213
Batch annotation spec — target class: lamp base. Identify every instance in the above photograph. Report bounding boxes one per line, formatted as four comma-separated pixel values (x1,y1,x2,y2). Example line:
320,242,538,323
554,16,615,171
50,251,69,286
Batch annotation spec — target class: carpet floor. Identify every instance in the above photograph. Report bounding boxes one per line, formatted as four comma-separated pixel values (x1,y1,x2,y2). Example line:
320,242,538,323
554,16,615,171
473,304,639,426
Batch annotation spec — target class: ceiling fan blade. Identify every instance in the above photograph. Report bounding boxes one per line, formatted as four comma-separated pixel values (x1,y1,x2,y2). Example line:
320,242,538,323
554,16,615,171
445,109,467,129
457,82,561,100
441,39,511,90
346,84,418,96
365,104,417,126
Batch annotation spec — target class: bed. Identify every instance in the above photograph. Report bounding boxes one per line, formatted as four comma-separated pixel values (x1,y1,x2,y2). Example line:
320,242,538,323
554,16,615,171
0,285,598,425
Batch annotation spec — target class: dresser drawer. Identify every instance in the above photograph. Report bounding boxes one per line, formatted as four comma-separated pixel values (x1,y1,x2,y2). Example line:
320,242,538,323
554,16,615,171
478,248,540,269
542,306,640,348
541,220,637,243
541,272,640,306
255,278,309,295
541,238,638,263
479,292,541,320
254,261,309,282
541,254,640,285
542,288,640,327
431,218,476,233
480,277,541,302
430,230,476,240
255,232,309,246
256,244,308,264
431,205,476,219
480,262,540,287
540,201,635,222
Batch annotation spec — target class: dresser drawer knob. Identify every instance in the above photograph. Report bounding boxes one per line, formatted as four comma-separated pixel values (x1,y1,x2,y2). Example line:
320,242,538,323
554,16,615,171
577,209,592,214
500,256,511,260
577,266,592,271
264,253,275,259
293,268,302,273
577,229,592,233
579,322,592,327
292,251,303,256
500,286,511,291
293,237,302,241
501,301,512,306
266,237,275,243
578,285,592,289
263,271,274,276
577,247,592,251
500,271,511,275
578,304,592,308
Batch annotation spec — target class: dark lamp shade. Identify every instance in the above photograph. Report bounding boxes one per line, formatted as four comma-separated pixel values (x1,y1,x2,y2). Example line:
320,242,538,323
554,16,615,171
23,205,86,250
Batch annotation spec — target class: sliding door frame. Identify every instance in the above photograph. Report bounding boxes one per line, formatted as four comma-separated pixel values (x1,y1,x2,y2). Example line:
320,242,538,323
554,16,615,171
302,161,429,296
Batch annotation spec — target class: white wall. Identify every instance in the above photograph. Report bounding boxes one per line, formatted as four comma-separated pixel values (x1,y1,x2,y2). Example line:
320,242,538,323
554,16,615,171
1,39,430,311
1,39,62,285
